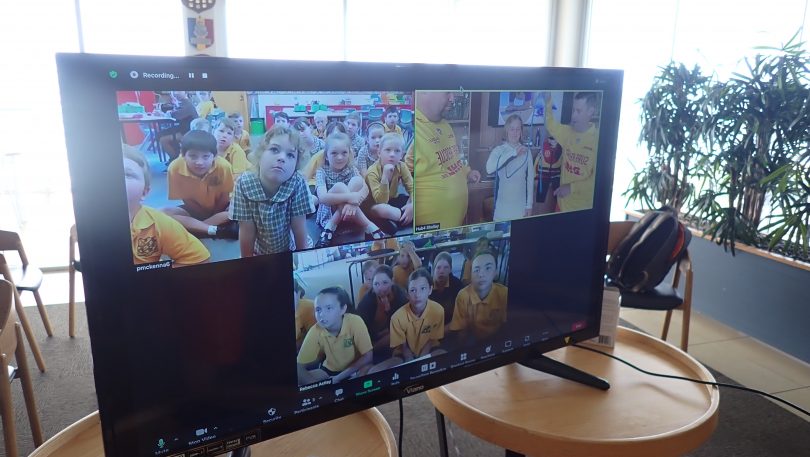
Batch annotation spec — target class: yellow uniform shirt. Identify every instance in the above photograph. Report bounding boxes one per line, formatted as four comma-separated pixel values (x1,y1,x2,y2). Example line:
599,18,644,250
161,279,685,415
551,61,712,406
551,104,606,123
297,314,373,372
409,109,471,230
302,150,326,186
365,161,414,204
197,100,214,119
221,143,251,177
390,300,445,356
295,298,316,345
237,129,251,151
393,264,414,291
384,124,403,135
167,156,234,215
544,110,598,212
449,283,508,339
130,206,210,265
371,238,399,252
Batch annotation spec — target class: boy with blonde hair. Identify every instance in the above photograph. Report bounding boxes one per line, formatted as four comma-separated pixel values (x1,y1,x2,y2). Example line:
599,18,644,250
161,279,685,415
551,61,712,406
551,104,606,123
124,147,209,266
230,125,313,255
365,133,413,234
313,110,328,139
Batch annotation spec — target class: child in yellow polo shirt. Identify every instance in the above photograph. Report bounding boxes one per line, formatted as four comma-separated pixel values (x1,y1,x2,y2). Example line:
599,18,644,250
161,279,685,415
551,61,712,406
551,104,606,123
124,147,209,266
294,280,316,349
364,133,413,235
213,118,251,179
164,130,235,239
228,112,252,152
312,110,328,139
390,268,445,360
383,106,403,135
297,286,373,385
392,241,422,290
196,91,215,119
357,260,379,302
449,250,508,342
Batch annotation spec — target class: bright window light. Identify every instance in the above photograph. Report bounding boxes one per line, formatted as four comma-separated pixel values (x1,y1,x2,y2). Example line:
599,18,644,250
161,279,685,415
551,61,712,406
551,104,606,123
346,0,552,65
227,0,344,60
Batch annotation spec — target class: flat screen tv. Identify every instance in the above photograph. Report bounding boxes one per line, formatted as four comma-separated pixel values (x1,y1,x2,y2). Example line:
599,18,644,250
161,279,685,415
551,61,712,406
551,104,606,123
56,53,622,457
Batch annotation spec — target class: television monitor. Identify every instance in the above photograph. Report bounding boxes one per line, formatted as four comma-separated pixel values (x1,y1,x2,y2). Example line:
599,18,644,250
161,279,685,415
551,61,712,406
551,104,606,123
56,53,622,457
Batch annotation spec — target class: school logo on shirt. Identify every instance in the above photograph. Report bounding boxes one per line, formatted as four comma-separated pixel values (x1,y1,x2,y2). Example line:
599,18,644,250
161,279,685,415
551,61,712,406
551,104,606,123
421,326,433,335
135,236,158,258
343,338,354,348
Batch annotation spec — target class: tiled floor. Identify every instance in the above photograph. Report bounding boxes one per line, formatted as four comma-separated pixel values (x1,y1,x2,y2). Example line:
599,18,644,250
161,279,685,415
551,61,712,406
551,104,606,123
23,271,810,422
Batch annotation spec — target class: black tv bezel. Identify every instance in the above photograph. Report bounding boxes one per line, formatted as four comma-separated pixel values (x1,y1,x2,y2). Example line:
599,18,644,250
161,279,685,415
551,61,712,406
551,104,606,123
56,53,622,457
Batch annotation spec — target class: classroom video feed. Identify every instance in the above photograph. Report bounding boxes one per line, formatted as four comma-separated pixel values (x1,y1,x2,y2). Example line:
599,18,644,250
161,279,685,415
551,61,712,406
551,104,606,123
293,222,511,387
117,90,414,269
411,90,602,234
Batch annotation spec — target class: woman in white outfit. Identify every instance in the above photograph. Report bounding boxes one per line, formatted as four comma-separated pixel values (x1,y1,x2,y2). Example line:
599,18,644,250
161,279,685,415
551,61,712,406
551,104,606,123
485,113,535,221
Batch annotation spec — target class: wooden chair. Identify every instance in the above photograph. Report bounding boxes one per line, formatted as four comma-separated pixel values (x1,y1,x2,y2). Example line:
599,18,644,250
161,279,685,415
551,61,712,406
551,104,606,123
68,225,81,338
607,221,693,351
0,254,46,372
0,279,44,457
0,230,53,338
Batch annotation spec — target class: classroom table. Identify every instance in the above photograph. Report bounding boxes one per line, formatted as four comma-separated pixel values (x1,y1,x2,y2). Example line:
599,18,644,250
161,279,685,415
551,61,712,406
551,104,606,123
118,113,176,160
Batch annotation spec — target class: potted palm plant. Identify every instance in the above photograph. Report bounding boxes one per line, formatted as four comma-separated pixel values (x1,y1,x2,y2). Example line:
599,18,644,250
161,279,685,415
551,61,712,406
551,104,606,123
626,37,810,363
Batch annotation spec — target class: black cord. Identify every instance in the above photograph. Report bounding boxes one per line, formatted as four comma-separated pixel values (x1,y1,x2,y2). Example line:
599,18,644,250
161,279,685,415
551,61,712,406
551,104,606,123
398,397,404,457
573,343,810,418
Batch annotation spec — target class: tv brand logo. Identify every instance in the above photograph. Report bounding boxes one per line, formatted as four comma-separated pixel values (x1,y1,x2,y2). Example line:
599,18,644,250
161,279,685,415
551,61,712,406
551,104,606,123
403,384,425,395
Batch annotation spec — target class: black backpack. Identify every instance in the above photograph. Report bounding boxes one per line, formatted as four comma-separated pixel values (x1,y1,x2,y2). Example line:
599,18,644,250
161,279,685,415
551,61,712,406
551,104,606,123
606,208,691,293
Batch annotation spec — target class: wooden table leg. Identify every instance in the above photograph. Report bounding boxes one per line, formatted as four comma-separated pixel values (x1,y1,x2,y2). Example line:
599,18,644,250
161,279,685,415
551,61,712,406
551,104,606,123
12,286,46,372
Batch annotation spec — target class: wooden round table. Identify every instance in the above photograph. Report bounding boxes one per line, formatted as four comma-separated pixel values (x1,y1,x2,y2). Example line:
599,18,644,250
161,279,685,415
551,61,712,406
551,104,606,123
427,327,720,457
29,408,396,457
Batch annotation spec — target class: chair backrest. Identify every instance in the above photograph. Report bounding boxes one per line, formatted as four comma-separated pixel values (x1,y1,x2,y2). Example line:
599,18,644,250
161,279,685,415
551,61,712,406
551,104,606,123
0,278,17,357
70,224,79,263
0,230,30,268
607,221,635,255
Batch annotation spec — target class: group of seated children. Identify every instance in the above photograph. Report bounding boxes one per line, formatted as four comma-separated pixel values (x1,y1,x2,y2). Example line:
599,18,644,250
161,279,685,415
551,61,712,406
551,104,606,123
300,109,415,248
127,106,413,265
295,242,507,384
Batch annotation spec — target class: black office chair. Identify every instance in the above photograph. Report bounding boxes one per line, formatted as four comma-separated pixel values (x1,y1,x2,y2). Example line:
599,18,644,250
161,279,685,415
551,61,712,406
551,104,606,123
607,221,693,351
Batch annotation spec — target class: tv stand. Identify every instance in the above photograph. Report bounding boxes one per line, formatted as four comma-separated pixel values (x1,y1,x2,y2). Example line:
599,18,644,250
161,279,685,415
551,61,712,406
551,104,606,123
519,354,610,390
228,447,250,457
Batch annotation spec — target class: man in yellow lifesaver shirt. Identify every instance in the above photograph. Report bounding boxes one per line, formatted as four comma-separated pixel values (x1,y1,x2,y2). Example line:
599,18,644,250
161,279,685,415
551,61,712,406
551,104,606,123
543,92,599,213
406,91,481,230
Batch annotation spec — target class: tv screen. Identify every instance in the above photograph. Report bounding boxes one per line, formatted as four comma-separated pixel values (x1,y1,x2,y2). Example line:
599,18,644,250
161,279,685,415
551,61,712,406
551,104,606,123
56,54,621,457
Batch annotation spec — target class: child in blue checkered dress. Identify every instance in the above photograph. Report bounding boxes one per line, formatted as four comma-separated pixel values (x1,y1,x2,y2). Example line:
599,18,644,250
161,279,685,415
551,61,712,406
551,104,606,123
314,132,386,248
230,125,314,256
